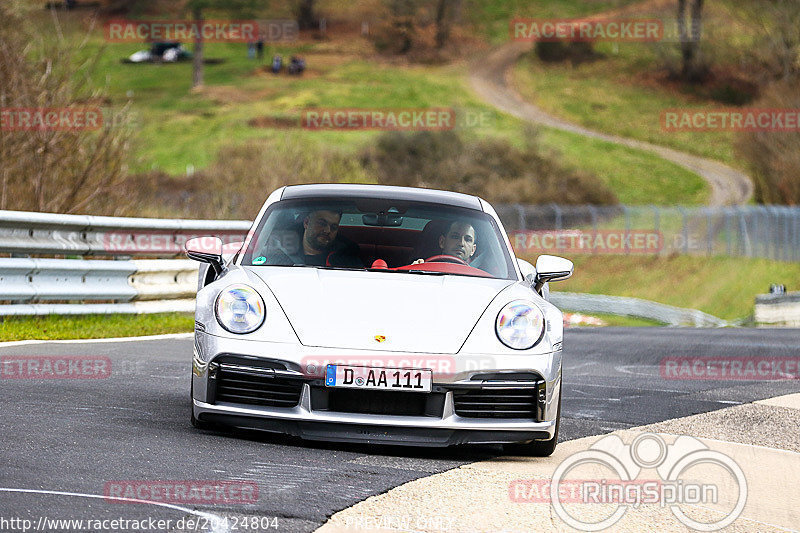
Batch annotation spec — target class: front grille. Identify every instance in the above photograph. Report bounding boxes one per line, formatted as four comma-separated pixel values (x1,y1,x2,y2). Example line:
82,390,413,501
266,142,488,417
312,387,444,417
453,389,539,419
215,364,303,408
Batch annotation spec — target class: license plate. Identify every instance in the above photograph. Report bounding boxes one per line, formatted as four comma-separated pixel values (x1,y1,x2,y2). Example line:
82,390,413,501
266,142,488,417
325,365,432,393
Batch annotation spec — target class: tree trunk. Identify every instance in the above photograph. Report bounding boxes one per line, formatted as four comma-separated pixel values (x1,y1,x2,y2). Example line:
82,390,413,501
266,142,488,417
296,0,317,31
192,6,204,89
434,0,450,49
678,0,705,82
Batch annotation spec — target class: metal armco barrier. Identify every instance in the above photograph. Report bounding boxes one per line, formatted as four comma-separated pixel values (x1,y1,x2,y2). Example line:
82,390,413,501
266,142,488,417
549,292,728,327
0,210,250,257
0,258,199,316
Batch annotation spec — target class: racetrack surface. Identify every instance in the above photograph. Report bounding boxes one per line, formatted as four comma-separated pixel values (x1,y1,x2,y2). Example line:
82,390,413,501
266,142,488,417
1,328,797,532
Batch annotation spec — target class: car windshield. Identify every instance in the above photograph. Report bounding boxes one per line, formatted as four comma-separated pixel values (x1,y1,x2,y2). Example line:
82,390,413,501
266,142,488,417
239,198,517,280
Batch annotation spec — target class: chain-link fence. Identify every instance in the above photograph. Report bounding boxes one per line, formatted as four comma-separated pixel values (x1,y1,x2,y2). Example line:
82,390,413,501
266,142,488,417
495,204,800,262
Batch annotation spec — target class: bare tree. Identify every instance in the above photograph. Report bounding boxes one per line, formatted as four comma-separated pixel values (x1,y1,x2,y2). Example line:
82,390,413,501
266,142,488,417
434,0,452,49
742,0,800,83
0,5,133,213
677,0,705,82
295,0,318,31
185,0,265,90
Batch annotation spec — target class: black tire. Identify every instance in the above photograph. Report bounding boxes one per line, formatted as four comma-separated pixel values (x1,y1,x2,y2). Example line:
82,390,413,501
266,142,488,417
504,383,561,457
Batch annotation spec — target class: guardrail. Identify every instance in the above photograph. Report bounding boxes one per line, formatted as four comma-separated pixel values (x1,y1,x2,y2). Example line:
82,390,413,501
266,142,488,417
549,292,728,327
0,210,250,257
0,208,741,323
0,258,200,316
0,210,252,315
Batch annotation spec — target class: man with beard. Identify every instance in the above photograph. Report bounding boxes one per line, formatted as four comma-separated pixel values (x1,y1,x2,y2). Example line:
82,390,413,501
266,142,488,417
301,209,363,268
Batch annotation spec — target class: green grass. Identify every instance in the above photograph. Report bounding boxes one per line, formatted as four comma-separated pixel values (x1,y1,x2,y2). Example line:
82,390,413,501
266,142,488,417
537,127,709,205
541,255,800,321
0,313,194,341
468,0,644,43
509,0,762,171
18,8,710,207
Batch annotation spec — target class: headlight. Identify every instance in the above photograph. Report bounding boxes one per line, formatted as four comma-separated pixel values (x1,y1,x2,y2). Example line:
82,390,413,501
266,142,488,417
215,284,265,334
496,300,545,350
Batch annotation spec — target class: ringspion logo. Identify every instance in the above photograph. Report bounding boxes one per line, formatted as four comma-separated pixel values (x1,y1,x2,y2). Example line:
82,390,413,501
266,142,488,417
512,433,747,531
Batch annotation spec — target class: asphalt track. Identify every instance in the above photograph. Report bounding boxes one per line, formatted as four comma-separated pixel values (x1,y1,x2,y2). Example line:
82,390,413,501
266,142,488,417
1,328,798,532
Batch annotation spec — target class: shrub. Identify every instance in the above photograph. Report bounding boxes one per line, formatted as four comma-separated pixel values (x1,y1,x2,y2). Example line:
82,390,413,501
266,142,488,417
534,40,599,65
111,139,367,219
361,129,618,205
736,81,800,205
0,5,133,214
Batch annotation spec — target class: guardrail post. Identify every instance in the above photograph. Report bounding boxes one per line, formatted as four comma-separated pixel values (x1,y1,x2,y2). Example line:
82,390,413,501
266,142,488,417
724,208,732,257
678,207,689,254
551,204,562,231
514,204,525,231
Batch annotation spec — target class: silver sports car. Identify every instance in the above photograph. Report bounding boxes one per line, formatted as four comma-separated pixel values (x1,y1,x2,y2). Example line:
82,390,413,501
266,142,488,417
186,184,573,455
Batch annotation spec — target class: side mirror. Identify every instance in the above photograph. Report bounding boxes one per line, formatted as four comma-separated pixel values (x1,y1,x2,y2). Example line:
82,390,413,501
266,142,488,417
534,254,573,293
517,258,536,284
185,236,225,277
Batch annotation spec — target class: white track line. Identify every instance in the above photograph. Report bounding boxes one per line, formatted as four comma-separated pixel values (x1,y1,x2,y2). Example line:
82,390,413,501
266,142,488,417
0,332,192,348
0,487,223,523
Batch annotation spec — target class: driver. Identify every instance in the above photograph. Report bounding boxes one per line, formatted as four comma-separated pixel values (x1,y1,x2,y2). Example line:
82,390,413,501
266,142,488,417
301,209,363,268
414,220,477,264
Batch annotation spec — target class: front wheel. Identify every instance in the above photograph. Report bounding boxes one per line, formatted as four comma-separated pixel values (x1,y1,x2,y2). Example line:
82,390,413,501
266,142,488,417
504,383,561,457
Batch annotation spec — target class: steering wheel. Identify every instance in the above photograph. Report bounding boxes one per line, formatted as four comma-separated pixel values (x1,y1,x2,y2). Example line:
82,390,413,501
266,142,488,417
424,254,468,266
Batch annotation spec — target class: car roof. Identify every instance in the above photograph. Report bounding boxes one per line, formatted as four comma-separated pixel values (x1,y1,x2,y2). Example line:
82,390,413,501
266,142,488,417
281,184,484,211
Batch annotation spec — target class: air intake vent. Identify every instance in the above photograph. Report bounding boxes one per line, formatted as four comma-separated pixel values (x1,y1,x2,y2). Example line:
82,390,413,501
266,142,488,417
215,363,303,408
453,389,540,420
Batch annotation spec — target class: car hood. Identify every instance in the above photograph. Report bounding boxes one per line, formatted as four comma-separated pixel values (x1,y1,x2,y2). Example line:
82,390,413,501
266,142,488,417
251,267,514,353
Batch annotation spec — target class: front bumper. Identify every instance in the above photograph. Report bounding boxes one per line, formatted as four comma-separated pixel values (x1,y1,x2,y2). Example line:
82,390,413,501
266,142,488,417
192,332,562,447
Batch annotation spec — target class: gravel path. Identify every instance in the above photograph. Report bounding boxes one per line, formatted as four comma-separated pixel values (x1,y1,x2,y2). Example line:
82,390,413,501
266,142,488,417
468,41,754,206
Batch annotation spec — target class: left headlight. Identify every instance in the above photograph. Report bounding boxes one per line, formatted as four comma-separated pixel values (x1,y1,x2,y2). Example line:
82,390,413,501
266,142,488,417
215,284,265,334
496,300,545,350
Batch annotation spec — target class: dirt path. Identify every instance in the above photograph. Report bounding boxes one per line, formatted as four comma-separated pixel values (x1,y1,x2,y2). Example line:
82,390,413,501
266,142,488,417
469,40,754,206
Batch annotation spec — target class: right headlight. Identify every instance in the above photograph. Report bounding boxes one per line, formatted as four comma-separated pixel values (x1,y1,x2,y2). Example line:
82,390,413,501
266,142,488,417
215,284,265,334
495,300,545,350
